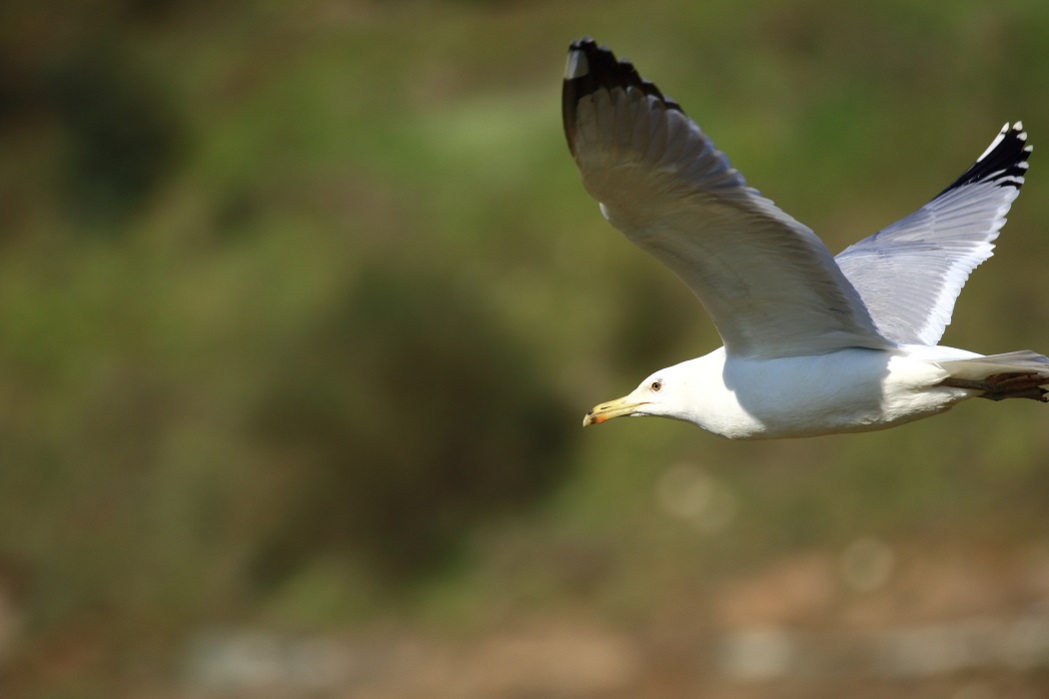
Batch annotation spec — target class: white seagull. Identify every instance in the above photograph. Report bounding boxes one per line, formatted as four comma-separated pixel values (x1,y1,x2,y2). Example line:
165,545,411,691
564,38,1047,439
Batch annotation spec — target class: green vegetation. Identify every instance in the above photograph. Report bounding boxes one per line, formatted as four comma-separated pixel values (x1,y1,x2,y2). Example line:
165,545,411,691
2,1,1049,695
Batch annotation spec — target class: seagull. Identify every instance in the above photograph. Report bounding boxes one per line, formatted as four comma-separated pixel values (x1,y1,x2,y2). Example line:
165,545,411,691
563,37,1047,439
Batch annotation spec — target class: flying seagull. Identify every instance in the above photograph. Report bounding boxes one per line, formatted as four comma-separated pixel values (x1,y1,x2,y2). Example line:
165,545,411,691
563,37,1047,439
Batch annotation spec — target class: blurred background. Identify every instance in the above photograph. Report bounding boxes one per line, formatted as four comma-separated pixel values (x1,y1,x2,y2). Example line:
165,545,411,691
2,1,1049,697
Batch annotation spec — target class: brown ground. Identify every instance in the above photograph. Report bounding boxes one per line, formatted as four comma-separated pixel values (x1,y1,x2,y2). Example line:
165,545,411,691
158,542,1049,699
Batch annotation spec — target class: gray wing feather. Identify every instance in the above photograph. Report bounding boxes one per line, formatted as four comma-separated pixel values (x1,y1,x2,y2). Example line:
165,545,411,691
836,123,1031,346
563,39,892,359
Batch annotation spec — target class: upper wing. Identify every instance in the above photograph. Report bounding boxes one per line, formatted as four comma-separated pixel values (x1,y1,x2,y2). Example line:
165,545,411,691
835,123,1032,346
562,38,892,359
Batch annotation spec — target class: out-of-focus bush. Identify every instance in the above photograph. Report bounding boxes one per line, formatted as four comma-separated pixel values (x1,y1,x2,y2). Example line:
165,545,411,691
44,43,183,225
249,265,575,587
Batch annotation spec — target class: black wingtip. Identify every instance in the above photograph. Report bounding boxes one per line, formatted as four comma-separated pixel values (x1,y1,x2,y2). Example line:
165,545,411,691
562,38,682,156
937,122,1033,197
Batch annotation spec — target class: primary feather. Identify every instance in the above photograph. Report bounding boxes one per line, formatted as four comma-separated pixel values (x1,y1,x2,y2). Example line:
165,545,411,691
835,123,1032,345
563,38,891,359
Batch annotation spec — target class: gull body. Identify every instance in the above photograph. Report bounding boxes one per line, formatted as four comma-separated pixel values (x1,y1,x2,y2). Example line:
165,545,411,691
563,38,1048,439
596,345,980,439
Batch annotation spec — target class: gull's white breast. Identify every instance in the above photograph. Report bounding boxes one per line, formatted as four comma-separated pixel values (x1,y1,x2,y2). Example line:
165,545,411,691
674,346,981,439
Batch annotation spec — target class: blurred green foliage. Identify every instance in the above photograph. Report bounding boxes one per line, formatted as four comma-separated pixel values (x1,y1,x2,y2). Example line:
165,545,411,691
248,265,571,585
1,1,1049,696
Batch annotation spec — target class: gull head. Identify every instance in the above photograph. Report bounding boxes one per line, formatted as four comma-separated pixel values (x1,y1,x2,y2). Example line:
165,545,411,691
583,367,688,426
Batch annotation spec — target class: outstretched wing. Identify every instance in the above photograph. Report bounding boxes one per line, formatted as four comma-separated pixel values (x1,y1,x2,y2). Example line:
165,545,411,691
563,38,892,359
836,123,1032,346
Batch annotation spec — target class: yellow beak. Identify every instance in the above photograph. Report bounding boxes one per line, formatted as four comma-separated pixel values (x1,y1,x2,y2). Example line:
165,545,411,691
582,395,649,426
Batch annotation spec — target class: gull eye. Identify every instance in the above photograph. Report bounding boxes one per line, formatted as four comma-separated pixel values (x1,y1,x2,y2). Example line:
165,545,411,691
650,380,662,392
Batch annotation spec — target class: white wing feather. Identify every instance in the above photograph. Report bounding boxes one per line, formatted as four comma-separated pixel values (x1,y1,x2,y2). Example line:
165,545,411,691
835,123,1032,345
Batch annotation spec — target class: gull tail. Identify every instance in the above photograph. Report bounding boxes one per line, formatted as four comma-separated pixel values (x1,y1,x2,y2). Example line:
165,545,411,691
939,350,1049,402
